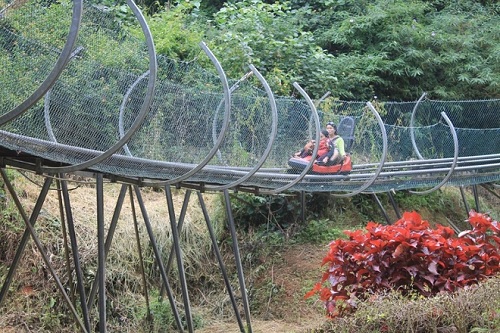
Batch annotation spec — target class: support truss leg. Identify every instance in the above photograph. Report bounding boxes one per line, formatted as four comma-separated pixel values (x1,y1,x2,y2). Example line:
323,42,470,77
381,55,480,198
387,191,401,219
480,184,500,200
459,186,470,216
223,190,252,333
96,174,106,333
299,191,305,224
129,185,152,320
132,185,184,332
165,190,191,280
197,192,245,332
60,176,91,332
165,186,194,333
472,185,480,212
0,171,52,307
56,180,76,305
372,193,391,224
87,184,128,307
0,170,88,332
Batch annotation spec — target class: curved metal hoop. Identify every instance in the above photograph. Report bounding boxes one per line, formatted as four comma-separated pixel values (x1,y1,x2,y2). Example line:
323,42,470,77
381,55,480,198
44,90,57,143
315,91,331,108
330,101,388,198
39,0,157,174
206,64,278,191
44,46,85,143
269,82,321,194
410,92,428,160
0,0,83,126
307,91,331,138
409,111,459,194
213,71,254,166
118,70,151,157
150,41,232,185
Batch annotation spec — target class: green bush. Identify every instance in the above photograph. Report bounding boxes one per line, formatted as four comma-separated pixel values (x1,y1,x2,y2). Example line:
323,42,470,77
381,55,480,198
294,219,348,244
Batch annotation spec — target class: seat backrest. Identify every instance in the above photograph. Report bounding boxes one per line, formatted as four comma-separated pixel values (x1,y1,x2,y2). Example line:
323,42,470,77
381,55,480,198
337,116,355,152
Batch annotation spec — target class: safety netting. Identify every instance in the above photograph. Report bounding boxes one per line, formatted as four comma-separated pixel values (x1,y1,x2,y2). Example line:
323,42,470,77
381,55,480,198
1,0,499,193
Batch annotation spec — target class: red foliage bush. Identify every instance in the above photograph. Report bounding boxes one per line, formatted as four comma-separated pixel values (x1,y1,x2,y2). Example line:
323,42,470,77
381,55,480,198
305,211,500,318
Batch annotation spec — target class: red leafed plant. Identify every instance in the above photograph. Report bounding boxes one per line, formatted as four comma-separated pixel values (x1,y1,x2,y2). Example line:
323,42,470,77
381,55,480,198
305,211,500,318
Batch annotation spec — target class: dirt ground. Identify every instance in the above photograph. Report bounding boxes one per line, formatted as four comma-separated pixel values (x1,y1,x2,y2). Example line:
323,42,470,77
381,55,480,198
196,244,329,333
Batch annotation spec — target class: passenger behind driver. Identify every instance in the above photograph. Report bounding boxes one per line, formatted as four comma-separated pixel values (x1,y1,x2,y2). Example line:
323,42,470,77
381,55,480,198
293,130,331,160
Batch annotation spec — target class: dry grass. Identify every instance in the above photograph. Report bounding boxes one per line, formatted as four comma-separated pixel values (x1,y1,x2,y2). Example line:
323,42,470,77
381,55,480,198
0,169,225,331
317,275,500,333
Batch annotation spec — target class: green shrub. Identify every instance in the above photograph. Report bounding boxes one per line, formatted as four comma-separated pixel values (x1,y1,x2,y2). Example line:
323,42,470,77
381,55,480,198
294,219,348,244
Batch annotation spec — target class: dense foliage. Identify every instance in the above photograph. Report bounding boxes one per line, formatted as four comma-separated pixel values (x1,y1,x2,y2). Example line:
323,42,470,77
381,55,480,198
4,0,497,100
289,0,500,100
130,0,500,101
306,211,500,318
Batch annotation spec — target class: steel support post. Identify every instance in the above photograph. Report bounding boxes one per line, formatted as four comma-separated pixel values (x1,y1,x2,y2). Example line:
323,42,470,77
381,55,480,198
387,191,401,219
223,189,253,333
96,174,106,333
459,186,470,216
300,191,305,224
0,170,87,332
165,186,194,333
129,185,152,320
87,184,127,307
132,185,184,331
472,185,480,212
56,179,76,304
197,192,245,332
0,171,52,307
372,193,391,224
60,177,91,332
165,190,191,274
480,184,500,200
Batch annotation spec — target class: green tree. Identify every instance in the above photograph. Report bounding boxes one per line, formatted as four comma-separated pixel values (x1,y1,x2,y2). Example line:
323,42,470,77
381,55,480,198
290,0,500,100
207,0,338,97
131,1,206,61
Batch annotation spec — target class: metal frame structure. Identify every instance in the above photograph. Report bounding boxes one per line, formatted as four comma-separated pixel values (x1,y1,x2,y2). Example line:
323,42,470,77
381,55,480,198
0,170,261,333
